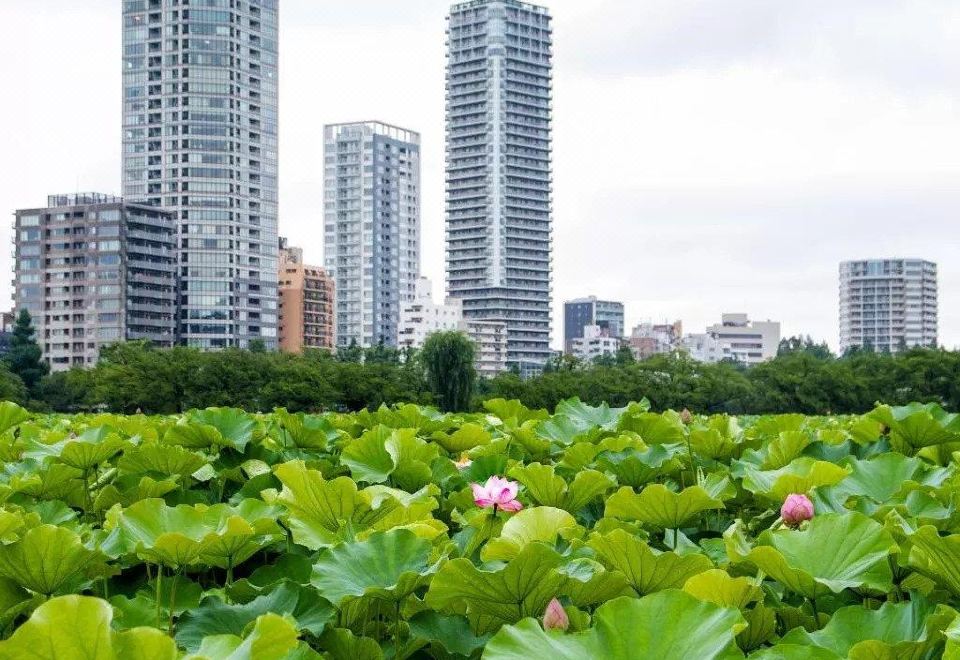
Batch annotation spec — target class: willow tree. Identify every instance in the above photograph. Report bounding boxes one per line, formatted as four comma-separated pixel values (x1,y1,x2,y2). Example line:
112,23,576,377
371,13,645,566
421,331,476,412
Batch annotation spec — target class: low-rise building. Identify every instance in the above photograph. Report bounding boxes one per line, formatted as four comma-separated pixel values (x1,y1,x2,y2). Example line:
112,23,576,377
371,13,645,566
571,324,622,362
629,321,682,360
564,296,625,353
682,313,780,365
14,194,176,371
278,240,335,353
398,278,463,350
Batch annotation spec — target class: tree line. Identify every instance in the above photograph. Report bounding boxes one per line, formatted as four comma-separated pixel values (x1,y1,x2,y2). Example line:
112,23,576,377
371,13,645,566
3,312,959,415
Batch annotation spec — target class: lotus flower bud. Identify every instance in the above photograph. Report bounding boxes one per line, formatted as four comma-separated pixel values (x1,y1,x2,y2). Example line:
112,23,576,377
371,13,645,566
680,409,693,425
781,493,814,528
542,598,569,632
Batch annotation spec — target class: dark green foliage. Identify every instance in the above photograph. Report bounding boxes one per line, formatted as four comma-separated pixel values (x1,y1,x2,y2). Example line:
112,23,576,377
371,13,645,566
421,331,477,412
4,309,48,397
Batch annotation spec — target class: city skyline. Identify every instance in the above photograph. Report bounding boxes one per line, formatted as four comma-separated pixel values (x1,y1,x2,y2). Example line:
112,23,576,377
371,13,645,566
2,1,959,351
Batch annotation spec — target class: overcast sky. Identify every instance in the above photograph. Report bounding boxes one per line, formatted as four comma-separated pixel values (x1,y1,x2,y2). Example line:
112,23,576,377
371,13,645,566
1,0,958,350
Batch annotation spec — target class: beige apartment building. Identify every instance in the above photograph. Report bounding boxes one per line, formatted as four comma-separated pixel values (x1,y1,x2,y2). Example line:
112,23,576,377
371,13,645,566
278,242,335,353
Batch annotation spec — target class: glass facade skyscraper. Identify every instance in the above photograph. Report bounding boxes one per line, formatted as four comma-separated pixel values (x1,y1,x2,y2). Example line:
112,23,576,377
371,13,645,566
445,0,553,373
323,122,421,348
121,0,279,349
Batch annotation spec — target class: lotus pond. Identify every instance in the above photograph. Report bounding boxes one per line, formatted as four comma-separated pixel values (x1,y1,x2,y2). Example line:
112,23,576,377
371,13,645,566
0,398,957,658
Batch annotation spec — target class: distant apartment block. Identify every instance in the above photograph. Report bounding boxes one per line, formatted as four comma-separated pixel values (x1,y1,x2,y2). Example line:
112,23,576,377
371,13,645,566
445,0,553,373
839,259,938,354
278,240,335,353
629,321,682,360
324,122,421,348
398,278,464,350
396,277,507,377
564,297,625,353
683,313,780,365
122,0,280,349
571,324,622,362
14,194,176,371
463,319,508,379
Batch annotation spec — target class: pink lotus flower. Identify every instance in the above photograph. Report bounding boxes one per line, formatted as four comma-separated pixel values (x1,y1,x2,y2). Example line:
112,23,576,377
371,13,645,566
781,493,814,528
542,598,569,631
471,476,522,512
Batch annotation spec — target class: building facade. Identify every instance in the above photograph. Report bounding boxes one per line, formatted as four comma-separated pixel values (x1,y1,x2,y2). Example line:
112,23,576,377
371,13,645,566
323,122,421,348
571,324,622,362
563,296,625,353
14,194,177,371
682,313,780,365
445,0,553,373
629,321,682,360
462,319,508,378
278,240,335,353
839,259,938,354
122,0,279,349
398,278,464,350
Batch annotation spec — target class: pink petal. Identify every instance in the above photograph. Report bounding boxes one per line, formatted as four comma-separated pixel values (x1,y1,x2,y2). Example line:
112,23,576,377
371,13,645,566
499,499,523,512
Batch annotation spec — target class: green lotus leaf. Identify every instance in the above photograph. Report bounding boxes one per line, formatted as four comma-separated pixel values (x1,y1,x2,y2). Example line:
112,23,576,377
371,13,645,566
165,407,256,452
272,461,443,550
118,443,208,478
779,597,954,659
0,510,27,545
341,426,439,491
945,612,960,660
557,557,633,608
271,409,339,450
0,525,104,595
868,402,960,450
535,414,602,446
725,512,897,599
176,581,333,652
483,590,745,660
760,431,811,470
683,569,762,609
588,529,714,595
8,462,83,501
105,498,281,570
604,478,727,529
902,524,960,597
483,399,549,426
317,628,384,660
23,429,126,471
737,603,777,652
555,397,623,431
432,422,491,454
0,595,177,660
508,463,614,513
734,457,851,501
408,611,492,657
594,443,686,487
0,402,29,436
617,411,686,444
186,612,299,660
749,645,841,659
689,416,743,461
481,506,579,561
832,453,926,503
425,542,568,634
310,528,435,605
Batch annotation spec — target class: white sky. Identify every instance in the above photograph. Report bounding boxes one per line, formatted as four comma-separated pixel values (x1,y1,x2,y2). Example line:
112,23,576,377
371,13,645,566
1,0,958,351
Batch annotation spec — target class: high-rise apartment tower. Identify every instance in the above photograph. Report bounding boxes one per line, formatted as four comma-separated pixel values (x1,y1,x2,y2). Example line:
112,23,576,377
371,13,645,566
121,0,279,348
445,0,553,373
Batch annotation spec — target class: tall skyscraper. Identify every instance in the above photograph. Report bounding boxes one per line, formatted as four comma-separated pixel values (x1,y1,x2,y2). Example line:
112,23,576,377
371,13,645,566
121,0,279,349
14,194,177,371
323,122,421,348
445,0,553,374
839,259,938,354
563,296,625,353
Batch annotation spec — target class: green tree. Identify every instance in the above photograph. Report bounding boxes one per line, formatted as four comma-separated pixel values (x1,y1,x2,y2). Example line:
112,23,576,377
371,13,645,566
5,309,48,396
421,331,476,412
336,339,363,363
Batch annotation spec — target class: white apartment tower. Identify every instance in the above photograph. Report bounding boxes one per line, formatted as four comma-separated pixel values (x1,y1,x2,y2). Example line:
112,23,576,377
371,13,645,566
324,122,421,348
121,0,279,349
839,259,938,354
445,0,553,373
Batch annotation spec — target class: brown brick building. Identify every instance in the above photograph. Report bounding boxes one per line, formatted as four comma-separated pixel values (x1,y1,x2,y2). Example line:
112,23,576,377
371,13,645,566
278,242,335,353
